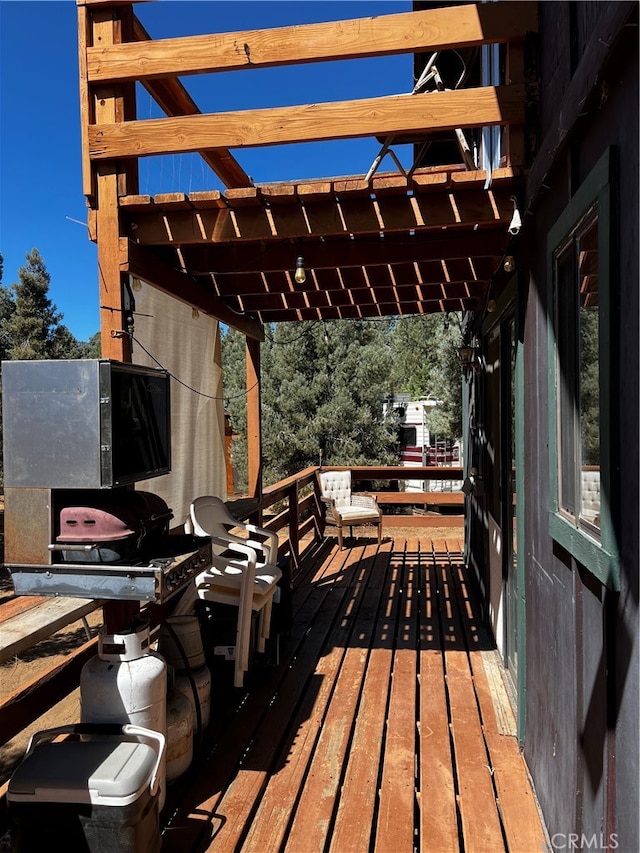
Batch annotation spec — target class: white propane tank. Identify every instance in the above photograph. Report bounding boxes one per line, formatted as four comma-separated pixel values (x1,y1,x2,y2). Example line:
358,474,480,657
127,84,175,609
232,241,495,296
166,687,195,782
175,664,211,732
80,623,167,809
158,616,206,671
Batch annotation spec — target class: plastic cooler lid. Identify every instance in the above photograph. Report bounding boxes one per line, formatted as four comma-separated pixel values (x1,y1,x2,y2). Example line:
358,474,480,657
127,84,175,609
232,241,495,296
8,740,157,806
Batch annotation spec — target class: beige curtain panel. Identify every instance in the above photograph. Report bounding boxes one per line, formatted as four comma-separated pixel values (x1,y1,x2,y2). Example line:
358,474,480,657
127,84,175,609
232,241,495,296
133,280,226,528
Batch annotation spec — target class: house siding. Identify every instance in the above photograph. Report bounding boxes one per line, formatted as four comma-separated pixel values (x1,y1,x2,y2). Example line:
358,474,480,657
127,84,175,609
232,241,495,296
523,3,639,848
466,2,638,848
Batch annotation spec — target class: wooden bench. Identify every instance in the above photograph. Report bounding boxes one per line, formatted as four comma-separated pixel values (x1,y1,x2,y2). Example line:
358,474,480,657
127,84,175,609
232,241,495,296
0,596,101,664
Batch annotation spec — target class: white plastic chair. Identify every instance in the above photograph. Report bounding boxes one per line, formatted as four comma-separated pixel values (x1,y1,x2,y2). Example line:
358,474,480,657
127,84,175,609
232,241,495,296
318,470,382,549
186,496,282,688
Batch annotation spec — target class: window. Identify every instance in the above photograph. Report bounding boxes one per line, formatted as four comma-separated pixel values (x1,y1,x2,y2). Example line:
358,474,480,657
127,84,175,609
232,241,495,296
554,211,600,538
399,426,417,447
547,149,618,589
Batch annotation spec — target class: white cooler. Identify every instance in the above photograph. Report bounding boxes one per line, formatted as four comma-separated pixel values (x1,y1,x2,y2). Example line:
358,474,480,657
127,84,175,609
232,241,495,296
8,723,164,853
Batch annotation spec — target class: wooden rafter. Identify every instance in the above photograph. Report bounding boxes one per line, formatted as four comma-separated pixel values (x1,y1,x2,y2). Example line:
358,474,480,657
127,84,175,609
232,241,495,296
178,230,505,276
89,85,525,159
112,162,515,324
86,3,537,83
120,187,515,247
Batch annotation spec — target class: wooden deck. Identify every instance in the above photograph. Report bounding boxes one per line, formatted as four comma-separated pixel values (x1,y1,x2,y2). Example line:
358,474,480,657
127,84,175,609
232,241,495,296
162,533,549,853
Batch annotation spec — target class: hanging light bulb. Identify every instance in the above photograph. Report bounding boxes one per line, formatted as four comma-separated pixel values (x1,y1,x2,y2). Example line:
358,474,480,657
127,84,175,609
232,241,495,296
294,256,306,284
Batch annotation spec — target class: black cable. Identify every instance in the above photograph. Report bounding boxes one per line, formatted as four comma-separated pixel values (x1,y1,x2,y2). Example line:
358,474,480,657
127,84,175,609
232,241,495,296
161,619,203,759
126,331,258,401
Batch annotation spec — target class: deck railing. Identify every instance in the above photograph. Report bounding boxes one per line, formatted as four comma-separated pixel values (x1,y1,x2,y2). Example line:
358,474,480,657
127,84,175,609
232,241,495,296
255,464,464,569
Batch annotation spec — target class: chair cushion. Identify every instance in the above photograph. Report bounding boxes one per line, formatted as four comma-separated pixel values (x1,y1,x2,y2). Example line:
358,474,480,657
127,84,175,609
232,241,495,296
581,469,600,516
335,506,380,522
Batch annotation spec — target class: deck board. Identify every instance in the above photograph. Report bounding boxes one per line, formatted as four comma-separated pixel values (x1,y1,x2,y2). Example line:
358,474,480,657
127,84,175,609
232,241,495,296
327,545,399,853
162,533,549,853
419,541,460,853
375,541,418,853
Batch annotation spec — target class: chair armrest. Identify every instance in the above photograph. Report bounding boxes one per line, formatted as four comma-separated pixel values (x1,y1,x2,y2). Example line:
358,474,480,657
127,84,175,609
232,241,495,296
208,534,259,564
320,495,341,523
208,537,258,572
244,523,279,564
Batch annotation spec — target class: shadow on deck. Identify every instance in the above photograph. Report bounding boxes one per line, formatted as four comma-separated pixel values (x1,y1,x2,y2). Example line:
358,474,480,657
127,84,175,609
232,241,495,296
161,533,549,853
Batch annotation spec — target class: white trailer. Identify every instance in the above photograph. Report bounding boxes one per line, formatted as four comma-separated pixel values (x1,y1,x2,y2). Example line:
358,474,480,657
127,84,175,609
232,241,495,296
386,396,462,492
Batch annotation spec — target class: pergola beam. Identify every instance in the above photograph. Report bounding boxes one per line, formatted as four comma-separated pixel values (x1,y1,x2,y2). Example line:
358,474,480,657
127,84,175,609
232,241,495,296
141,230,506,272
259,298,477,323
213,276,490,300
87,3,537,83
89,85,525,159
121,187,516,245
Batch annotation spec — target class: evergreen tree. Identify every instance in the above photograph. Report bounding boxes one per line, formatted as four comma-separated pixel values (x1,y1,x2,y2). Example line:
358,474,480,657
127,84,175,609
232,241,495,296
0,253,11,488
0,254,16,362
258,320,397,484
81,331,102,358
222,320,399,489
424,321,464,439
220,327,250,491
4,248,77,360
580,306,600,465
389,313,463,439
222,312,464,492
389,314,441,398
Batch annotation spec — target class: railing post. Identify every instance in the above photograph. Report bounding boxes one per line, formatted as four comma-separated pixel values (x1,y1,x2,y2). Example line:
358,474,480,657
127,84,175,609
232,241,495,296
288,481,300,568
246,336,262,523
314,471,324,542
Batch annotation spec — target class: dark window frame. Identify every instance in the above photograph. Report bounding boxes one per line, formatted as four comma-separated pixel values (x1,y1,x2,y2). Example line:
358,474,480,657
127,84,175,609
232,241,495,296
546,148,619,589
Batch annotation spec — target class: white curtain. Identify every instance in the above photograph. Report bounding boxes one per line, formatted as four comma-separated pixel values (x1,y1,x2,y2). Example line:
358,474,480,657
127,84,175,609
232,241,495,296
131,281,226,529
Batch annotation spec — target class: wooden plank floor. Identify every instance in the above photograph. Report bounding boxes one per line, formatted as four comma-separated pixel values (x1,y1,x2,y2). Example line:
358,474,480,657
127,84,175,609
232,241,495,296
162,534,549,853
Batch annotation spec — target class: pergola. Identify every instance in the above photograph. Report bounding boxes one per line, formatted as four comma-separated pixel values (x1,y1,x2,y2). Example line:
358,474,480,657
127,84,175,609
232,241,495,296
78,0,537,497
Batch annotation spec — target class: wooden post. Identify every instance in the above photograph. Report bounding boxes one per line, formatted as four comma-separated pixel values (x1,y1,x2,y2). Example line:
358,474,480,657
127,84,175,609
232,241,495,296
288,481,300,569
246,336,262,521
84,2,139,631
224,412,235,498
85,4,138,360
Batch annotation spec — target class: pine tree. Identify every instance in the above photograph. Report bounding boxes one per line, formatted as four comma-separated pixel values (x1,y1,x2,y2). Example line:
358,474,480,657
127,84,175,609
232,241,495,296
222,313,464,492
220,327,250,491
0,254,16,363
5,248,73,360
389,314,441,398
81,331,102,358
389,313,463,439
257,319,397,484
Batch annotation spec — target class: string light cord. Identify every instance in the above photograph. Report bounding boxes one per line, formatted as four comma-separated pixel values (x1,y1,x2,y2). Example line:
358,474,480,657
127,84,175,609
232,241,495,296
125,332,258,401
263,321,323,344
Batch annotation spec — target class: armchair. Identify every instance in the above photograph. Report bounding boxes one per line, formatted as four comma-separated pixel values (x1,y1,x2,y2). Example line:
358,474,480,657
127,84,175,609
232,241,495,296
317,470,382,549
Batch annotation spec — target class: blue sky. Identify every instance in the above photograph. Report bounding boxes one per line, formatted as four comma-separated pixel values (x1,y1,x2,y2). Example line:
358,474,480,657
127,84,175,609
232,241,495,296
0,0,412,341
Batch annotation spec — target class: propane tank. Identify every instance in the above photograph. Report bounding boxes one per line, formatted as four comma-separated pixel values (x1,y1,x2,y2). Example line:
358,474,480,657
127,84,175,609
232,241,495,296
158,616,206,671
80,622,167,809
175,664,212,732
166,685,195,782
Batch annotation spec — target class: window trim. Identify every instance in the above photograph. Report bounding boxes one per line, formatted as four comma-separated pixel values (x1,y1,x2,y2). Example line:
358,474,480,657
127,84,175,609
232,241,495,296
546,148,619,589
